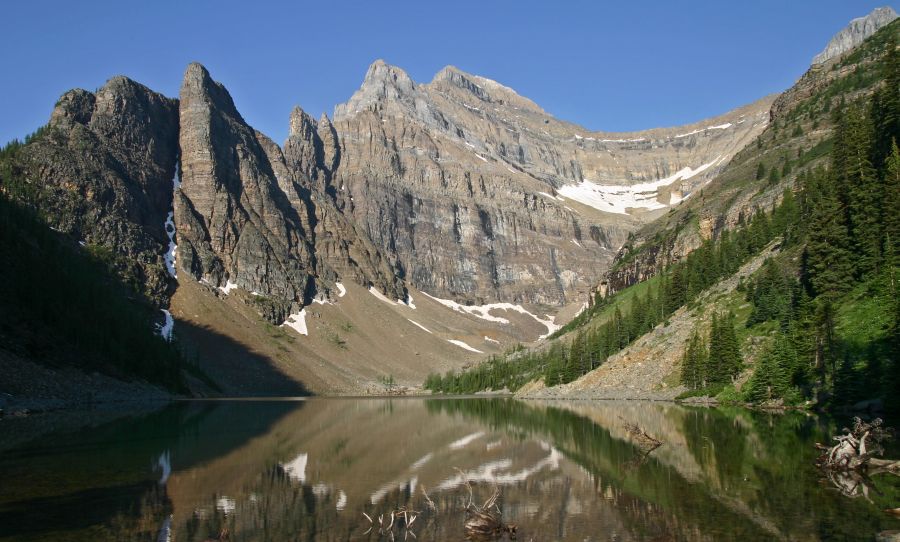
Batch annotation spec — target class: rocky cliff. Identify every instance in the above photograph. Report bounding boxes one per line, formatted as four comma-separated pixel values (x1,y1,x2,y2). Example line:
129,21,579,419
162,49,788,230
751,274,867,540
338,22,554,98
8,57,776,392
330,60,772,305
812,6,896,65
19,76,179,305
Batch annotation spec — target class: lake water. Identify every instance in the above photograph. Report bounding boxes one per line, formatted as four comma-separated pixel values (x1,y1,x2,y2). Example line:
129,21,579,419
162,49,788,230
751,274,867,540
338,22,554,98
1,398,898,541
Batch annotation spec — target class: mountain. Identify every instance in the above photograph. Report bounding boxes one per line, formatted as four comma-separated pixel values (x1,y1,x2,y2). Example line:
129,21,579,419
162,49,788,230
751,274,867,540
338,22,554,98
429,16,900,413
812,6,897,65
6,10,892,397
330,60,771,305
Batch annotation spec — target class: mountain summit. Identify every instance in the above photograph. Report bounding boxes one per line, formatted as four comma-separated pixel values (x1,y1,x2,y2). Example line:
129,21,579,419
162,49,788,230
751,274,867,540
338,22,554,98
812,6,897,65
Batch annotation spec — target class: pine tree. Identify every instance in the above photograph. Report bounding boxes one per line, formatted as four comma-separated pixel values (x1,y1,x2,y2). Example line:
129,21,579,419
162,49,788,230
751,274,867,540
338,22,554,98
768,165,781,186
744,332,792,403
843,105,882,277
680,330,707,389
756,162,766,180
715,312,742,382
871,34,900,171
883,141,900,270
803,170,854,298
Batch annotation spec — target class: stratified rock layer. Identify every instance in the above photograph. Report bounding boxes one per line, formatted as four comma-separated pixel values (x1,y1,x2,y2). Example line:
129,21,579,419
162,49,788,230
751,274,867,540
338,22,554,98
330,60,772,304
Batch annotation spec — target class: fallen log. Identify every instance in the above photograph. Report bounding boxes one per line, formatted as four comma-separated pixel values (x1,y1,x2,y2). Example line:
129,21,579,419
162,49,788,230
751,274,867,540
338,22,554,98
816,417,897,472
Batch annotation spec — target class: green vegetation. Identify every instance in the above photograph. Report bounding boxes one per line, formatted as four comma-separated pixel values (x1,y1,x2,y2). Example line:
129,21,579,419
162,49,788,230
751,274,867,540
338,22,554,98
679,311,742,390
426,195,797,394
683,37,900,410
427,27,900,415
0,135,189,392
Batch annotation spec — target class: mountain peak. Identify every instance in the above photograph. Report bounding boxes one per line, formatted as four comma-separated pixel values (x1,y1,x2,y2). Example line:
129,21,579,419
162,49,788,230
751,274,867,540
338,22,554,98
429,65,544,113
812,6,897,65
334,59,419,120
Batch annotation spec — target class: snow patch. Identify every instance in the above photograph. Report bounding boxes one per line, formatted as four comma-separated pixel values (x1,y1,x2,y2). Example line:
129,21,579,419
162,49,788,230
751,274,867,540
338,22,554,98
218,280,238,295
156,516,172,542
335,282,347,297
163,212,177,279
336,490,347,511
557,156,721,215
398,293,416,308
282,309,308,336
537,191,565,201
216,497,236,515
157,310,174,341
600,137,646,143
157,450,171,485
411,453,433,470
422,292,560,339
450,431,486,449
448,339,484,353
407,319,432,334
280,453,308,483
163,165,180,279
674,123,733,139
368,286,397,305
437,447,561,490
484,336,501,344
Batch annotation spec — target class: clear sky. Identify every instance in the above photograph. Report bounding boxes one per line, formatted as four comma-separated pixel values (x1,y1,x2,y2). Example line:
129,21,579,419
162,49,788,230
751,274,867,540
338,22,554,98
1,1,895,146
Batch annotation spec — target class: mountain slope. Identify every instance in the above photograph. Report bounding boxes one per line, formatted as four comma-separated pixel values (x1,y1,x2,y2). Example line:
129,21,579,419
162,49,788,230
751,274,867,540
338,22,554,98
331,60,771,305
428,16,900,407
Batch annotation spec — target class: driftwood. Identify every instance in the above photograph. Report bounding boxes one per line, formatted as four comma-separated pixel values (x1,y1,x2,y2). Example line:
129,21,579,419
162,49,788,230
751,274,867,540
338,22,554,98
816,417,900,500
620,418,663,470
362,507,421,540
622,418,663,451
360,472,518,540
457,469,516,541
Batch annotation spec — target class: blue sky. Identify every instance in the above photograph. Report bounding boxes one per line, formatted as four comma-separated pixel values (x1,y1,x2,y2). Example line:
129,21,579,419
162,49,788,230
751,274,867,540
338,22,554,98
1,1,895,145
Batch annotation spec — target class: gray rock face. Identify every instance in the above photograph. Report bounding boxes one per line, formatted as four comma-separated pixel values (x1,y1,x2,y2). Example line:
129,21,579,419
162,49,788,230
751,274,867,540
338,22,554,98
812,6,897,65
21,58,773,319
330,60,772,304
22,76,179,305
176,63,317,320
176,64,404,319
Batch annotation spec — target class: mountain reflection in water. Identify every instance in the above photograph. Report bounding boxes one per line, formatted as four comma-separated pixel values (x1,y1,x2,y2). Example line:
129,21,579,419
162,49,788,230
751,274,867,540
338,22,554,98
0,398,898,541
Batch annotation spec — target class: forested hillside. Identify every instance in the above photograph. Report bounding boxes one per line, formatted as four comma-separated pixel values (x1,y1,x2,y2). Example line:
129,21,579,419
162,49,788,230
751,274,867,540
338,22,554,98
426,23,900,414
0,133,190,393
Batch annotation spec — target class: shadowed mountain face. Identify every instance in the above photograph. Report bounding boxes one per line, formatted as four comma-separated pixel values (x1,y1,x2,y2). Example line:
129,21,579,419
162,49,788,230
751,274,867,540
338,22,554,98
19,76,179,306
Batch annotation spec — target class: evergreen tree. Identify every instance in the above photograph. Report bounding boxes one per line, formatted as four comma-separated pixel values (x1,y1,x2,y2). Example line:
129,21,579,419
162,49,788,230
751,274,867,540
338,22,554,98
768,164,781,185
680,330,707,389
744,332,792,402
871,34,900,171
803,170,854,298
883,141,900,269
756,162,766,180
843,105,882,277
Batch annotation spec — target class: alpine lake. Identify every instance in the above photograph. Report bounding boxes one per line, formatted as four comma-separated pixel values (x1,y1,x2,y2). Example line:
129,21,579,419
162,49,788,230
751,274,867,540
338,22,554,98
1,398,899,541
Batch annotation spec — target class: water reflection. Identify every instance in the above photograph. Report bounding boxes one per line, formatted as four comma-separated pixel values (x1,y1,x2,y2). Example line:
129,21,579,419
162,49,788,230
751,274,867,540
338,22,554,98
0,398,898,541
